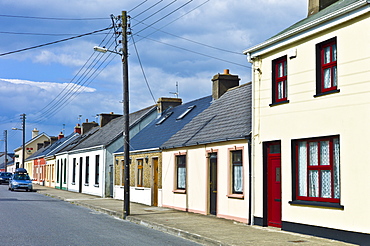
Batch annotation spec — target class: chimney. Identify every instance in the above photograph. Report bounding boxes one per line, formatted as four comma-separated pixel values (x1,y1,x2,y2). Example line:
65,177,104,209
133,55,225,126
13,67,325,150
308,0,338,16
82,119,98,134
100,112,122,127
157,97,182,114
32,128,39,138
58,132,64,140
74,124,81,134
212,69,240,100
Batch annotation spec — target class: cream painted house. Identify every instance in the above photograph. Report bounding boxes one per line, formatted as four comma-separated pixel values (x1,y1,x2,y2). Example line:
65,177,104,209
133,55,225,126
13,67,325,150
161,76,252,223
11,128,50,174
244,0,370,244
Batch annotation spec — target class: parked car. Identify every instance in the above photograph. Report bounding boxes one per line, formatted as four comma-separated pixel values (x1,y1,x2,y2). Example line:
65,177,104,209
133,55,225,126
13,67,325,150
0,172,12,184
9,168,33,192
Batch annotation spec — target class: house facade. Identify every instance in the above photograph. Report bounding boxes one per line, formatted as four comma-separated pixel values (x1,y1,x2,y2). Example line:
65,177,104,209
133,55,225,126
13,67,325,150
161,77,251,223
114,96,213,206
11,129,51,173
244,0,370,244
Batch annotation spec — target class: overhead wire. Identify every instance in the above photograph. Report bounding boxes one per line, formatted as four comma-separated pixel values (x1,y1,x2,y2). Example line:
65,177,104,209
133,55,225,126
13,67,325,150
130,31,156,104
0,14,109,20
0,26,113,57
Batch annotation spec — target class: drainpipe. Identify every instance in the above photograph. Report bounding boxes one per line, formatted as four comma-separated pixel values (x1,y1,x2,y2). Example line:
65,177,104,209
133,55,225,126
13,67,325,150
247,135,252,225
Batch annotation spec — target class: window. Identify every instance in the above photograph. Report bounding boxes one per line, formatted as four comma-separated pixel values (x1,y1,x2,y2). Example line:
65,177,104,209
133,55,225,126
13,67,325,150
271,56,288,104
56,160,60,183
63,159,67,184
176,155,186,190
85,156,89,184
231,150,243,194
316,38,338,96
294,136,340,203
156,112,173,125
137,159,143,187
72,158,76,183
177,105,196,120
95,155,99,185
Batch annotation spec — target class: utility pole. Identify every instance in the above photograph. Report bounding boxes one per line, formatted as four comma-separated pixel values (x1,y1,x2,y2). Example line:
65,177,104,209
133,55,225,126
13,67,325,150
4,130,7,172
21,113,26,169
122,10,130,219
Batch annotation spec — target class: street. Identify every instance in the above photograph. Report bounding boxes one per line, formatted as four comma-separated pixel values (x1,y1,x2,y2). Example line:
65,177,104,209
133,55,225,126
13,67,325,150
0,184,199,246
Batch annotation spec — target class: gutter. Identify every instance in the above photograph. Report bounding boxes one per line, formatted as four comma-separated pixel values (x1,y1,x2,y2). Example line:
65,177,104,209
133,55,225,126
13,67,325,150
243,0,369,57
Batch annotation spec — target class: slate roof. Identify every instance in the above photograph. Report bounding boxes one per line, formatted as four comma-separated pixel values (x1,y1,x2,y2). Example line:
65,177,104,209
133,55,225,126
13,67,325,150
25,133,80,161
116,95,213,152
161,83,252,149
67,105,156,151
244,0,367,54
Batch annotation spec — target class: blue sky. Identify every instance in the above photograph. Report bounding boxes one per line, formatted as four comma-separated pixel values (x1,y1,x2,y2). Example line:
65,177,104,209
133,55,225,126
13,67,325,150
0,0,307,151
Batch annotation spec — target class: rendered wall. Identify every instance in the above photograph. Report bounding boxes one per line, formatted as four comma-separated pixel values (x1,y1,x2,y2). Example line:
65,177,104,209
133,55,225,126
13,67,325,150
251,12,370,233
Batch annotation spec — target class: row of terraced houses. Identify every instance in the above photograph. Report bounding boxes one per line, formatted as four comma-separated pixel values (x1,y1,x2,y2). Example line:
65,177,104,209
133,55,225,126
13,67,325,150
2,1,370,244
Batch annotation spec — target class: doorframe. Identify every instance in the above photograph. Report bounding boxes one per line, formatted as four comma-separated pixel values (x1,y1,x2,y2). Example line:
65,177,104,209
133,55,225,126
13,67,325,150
208,152,218,215
262,140,282,227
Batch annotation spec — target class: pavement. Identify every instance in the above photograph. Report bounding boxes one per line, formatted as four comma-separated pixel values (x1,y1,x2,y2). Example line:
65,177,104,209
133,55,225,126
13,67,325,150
34,184,355,246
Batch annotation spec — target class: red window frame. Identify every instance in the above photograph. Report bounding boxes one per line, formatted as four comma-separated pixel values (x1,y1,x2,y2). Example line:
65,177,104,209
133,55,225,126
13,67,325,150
317,38,337,94
273,56,288,103
137,159,143,187
295,136,340,203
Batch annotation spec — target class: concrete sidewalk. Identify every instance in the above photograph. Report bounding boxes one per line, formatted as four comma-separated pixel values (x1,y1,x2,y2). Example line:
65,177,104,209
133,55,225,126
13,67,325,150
34,185,354,246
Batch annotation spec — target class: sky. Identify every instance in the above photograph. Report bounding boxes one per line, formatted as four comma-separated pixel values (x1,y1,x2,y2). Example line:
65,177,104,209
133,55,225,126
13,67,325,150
0,0,307,152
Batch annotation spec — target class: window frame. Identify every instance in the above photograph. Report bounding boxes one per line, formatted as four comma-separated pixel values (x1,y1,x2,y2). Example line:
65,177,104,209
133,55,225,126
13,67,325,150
293,135,340,204
72,158,76,184
174,154,186,192
95,155,99,185
315,37,339,96
271,56,288,105
85,156,89,185
231,149,243,195
137,159,143,187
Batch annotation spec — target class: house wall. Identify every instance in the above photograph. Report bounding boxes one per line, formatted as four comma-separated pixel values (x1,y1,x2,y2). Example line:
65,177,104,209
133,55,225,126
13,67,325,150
114,151,163,206
162,140,250,223
45,158,56,188
67,148,105,197
251,12,370,234
14,135,50,168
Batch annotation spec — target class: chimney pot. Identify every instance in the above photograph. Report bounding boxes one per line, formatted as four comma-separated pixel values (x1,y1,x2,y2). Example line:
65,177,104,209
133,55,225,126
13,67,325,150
74,124,82,134
224,69,230,75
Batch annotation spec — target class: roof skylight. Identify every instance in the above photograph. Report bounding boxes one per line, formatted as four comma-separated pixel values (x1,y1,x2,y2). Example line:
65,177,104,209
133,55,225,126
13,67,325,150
176,105,196,120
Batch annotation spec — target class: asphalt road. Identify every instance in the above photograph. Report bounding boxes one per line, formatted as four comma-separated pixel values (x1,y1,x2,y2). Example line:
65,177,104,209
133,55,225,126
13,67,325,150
0,184,199,246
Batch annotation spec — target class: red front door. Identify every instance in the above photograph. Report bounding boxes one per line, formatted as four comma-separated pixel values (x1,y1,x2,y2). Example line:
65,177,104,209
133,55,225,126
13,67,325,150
267,143,281,227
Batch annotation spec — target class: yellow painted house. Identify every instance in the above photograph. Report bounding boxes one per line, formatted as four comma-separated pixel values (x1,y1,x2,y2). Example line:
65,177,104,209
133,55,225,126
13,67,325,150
244,0,370,244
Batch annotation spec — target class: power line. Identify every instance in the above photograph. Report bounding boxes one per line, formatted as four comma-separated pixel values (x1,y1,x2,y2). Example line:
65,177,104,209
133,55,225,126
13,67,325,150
136,34,250,68
0,31,110,36
0,14,109,20
0,26,113,57
130,32,156,104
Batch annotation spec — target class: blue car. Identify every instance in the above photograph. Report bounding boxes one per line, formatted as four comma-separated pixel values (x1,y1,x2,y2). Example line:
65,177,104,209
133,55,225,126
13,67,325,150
0,172,12,184
9,168,33,192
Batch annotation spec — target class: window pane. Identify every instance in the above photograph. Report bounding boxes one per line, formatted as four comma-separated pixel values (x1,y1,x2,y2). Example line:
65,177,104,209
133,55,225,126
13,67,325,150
278,81,284,99
278,62,283,77
298,142,307,196
309,142,318,166
321,170,332,198
324,46,331,64
320,141,330,165
334,138,340,199
333,66,337,87
233,165,243,193
177,167,186,189
324,68,331,88
232,151,242,162
332,44,337,61
309,170,319,197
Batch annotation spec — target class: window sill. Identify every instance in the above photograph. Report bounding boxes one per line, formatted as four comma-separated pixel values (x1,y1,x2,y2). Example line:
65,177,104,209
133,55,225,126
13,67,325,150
84,183,89,186
227,194,244,199
269,100,289,107
314,89,340,98
94,184,99,188
173,189,186,194
71,182,75,185
289,200,343,209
